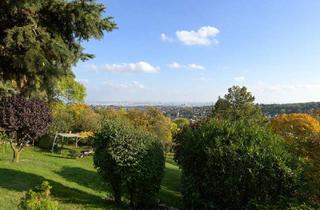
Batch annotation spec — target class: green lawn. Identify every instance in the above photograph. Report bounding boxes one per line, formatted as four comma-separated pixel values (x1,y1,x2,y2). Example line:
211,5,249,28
0,144,182,210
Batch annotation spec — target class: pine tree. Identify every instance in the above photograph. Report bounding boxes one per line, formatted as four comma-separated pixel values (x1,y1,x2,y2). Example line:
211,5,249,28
0,0,116,100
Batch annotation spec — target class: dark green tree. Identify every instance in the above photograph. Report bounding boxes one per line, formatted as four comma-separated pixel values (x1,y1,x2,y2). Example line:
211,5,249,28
93,119,165,208
212,86,267,124
174,119,304,210
0,0,116,100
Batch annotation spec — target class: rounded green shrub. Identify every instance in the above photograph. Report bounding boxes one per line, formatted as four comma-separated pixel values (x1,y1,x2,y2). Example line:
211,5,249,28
93,119,165,209
19,181,58,210
174,119,303,210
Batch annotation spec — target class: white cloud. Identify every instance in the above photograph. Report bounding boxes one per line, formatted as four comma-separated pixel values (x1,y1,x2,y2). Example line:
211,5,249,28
234,76,245,82
187,64,205,70
161,26,220,46
161,33,174,42
167,62,182,69
167,62,205,70
176,26,220,46
104,81,145,89
89,61,159,73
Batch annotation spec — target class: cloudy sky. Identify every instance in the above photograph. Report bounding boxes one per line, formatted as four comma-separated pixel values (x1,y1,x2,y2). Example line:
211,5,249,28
74,0,320,104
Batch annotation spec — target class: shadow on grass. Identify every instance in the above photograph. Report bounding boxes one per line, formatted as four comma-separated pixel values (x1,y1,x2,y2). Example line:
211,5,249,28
56,166,107,192
43,153,74,159
0,168,113,209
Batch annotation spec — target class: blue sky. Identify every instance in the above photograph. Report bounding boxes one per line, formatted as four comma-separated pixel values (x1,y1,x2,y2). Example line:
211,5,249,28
74,0,320,104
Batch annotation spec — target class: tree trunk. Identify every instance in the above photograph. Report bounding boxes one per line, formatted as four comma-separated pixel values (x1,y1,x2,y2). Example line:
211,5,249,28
111,183,121,205
10,142,22,163
12,148,21,163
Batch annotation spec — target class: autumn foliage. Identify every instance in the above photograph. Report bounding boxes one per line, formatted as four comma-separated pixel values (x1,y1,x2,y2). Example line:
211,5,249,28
49,103,99,134
271,113,320,201
271,113,320,140
96,107,173,150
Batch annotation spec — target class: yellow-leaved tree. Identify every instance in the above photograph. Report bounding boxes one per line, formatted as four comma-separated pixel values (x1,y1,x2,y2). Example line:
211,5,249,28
271,113,320,200
271,113,320,141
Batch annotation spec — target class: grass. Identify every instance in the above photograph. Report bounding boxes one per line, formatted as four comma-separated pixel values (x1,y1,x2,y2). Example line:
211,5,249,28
0,144,182,210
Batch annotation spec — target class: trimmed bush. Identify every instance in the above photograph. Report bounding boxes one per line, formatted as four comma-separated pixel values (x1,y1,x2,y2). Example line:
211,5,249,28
93,119,165,209
174,119,303,210
19,181,58,210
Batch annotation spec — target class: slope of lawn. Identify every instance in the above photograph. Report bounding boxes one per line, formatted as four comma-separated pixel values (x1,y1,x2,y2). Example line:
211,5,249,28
0,144,182,210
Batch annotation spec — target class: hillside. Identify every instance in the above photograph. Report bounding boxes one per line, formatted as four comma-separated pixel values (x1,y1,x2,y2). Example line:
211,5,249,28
0,145,182,210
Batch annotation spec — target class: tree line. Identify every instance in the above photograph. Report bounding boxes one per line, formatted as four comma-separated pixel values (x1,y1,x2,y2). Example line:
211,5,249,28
102,101,320,123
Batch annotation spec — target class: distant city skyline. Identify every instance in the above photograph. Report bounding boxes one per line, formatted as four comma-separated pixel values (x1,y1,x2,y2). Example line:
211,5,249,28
74,0,320,104
87,100,213,106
